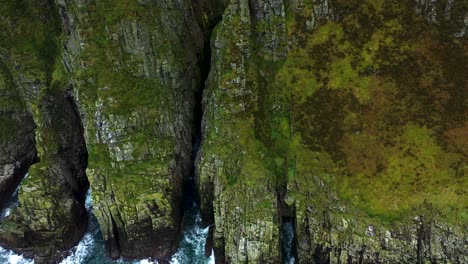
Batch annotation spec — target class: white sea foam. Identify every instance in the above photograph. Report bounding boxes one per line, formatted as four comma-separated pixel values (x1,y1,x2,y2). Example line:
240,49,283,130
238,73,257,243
1,208,11,218
1,188,215,264
209,250,215,264
138,259,158,264
0,247,34,264
169,213,213,264
85,190,92,210
59,233,95,264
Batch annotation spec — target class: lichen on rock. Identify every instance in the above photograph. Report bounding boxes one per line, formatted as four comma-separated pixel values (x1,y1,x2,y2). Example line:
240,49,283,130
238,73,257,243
0,1,466,263
55,0,225,261
0,1,89,263
198,0,467,263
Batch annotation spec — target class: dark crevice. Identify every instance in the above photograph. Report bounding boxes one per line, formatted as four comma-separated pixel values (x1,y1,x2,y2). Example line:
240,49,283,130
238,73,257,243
64,87,90,203
188,9,221,193
178,12,223,261
0,168,26,212
0,170,28,220
198,17,224,261
416,217,431,264
313,245,332,264
180,14,217,225
108,214,122,260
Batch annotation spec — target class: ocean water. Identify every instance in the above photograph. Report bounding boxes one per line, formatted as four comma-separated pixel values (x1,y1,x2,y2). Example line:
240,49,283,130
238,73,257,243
282,220,296,264
0,174,26,220
0,187,18,220
170,176,213,264
0,189,214,264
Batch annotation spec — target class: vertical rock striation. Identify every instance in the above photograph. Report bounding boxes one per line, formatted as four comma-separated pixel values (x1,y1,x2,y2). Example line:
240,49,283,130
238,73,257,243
0,1,465,263
55,0,227,261
197,0,289,262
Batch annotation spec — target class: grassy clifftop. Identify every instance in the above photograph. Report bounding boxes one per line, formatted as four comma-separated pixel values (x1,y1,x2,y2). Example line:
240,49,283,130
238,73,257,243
278,0,466,224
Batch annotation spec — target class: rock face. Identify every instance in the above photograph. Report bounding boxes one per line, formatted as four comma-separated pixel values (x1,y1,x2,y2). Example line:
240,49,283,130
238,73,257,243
197,0,289,263
55,0,226,261
0,62,37,210
0,87,90,263
0,0,228,262
0,1,89,263
0,0,466,263
197,0,467,263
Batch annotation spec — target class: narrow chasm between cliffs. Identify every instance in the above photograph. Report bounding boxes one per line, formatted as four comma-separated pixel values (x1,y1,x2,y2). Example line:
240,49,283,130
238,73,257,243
170,18,220,263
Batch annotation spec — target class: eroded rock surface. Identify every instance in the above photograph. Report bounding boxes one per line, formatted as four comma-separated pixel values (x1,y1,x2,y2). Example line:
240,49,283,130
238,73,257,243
0,1,466,264
0,1,89,263
0,62,37,211
197,0,467,263
55,0,227,261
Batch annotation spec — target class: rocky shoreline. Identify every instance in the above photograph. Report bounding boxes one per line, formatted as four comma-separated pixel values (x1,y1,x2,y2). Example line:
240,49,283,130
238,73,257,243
0,0,466,263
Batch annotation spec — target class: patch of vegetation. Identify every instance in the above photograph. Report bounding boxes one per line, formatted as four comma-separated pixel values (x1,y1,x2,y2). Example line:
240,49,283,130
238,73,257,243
0,0,61,84
274,0,467,225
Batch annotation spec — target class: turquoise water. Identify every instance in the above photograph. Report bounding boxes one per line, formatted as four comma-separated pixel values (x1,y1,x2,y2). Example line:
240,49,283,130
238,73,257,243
0,189,214,264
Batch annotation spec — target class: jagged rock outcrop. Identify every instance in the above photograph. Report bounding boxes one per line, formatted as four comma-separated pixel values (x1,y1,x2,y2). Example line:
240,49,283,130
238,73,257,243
0,1,89,263
0,87,90,263
415,0,467,36
287,174,467,263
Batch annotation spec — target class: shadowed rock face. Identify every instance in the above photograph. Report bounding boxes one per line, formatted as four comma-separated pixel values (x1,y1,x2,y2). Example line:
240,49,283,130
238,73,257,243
0,0,466,263
0,61,37,211
0,88,90,264
0,1,89,263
